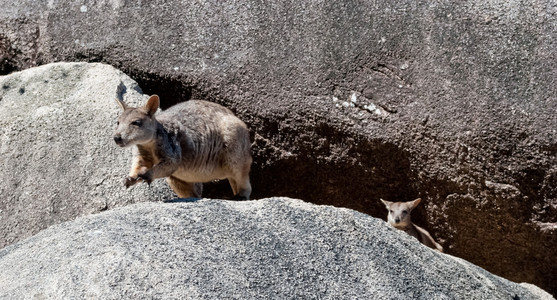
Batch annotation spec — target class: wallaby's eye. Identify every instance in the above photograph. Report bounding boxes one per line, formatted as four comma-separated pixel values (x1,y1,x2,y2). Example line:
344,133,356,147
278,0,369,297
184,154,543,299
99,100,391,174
402,210,408,214
131,120,142,126
389,210,393,213
116,121,119,126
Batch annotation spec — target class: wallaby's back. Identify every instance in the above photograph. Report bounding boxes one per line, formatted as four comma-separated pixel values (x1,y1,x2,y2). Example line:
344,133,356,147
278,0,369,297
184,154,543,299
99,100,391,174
157,100,251,177
413,224,444,252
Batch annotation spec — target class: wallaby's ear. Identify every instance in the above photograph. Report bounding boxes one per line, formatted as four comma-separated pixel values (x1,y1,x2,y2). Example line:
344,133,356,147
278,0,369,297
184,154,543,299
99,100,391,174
380,199,391,208
409,198,422,210
144,95,160,117
115,98,128,111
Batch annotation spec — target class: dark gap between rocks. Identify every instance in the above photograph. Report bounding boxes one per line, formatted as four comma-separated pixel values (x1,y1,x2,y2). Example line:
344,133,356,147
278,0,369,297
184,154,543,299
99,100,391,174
126,69,194,110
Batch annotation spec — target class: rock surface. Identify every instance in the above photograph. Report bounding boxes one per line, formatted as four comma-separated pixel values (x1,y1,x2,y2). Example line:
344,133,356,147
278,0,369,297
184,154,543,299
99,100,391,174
1,1,557,295
0,197,553,300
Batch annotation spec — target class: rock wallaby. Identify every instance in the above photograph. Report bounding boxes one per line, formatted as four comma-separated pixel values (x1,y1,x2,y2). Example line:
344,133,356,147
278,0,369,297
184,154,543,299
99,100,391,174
113,95,252,200
380,198,443,252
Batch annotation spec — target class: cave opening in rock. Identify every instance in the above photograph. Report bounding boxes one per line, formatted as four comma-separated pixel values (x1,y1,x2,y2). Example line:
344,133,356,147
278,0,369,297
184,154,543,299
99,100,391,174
127,69,194,110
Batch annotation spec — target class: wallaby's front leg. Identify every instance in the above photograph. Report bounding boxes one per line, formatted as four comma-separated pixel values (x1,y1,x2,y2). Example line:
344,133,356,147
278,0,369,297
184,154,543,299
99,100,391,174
125,146,157,188
125,155,153,188
137,159,178,185
136,133,182,185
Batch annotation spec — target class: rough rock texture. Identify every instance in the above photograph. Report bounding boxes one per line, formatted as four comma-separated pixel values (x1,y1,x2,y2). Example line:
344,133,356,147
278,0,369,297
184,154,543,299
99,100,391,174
0,197,553,300
1,0,556,295
0,62,176,248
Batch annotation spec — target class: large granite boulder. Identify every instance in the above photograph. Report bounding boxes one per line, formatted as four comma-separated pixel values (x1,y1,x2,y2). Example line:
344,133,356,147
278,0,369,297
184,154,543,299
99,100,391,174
0,0,556,295
0,62,175,248
0,197,553,299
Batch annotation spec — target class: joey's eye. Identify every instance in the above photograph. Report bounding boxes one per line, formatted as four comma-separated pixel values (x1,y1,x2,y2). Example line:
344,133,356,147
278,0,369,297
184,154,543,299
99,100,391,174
402,210,408,214
131,120,142,126
389,210,393,213
116,121,119,126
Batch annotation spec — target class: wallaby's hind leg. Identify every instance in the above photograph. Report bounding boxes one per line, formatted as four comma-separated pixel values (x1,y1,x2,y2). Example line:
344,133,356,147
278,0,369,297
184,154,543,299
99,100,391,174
228,178,239,196
229,162,252,200
167,176,202,198
235,177,251,200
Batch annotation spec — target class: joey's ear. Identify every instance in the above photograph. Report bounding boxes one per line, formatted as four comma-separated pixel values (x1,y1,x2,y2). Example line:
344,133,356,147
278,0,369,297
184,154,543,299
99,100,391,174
144,95,160,116
409,198,422,209
115,98,128,111
380,199,391,208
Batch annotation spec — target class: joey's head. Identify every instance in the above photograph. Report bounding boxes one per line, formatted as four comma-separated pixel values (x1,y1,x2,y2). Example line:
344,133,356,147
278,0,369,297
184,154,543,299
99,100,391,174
380,198,421,229
113,95,160,147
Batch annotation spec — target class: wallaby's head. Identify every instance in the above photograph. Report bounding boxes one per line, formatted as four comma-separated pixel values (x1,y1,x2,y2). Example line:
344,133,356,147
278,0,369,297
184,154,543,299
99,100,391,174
380,198,421,229
113,95,160,147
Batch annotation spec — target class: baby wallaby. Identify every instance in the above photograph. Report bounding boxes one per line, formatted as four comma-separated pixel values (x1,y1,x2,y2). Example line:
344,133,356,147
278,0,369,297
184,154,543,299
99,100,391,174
113,95,252,200
380,198,443,252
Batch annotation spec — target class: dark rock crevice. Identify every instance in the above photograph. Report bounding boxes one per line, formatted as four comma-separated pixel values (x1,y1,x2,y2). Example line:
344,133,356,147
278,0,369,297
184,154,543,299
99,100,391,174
0,34,19,75
125,69,194,110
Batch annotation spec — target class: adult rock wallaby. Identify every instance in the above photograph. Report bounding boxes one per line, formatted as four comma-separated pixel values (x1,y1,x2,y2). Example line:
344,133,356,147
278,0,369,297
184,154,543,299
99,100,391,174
380,198,443,252
113,95,252,200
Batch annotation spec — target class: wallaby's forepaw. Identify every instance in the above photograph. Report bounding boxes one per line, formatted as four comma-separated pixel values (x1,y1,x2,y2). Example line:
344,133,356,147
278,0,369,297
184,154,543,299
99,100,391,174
137,172,153,185
124,176,141,188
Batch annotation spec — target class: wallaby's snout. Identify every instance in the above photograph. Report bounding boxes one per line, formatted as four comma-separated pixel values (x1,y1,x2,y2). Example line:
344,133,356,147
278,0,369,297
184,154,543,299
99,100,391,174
113,134,124,147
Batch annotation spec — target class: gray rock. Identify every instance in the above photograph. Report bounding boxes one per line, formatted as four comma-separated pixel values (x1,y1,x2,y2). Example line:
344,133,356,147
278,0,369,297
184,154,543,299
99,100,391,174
0,62,176,248
1,1,556,294
0,197,552,300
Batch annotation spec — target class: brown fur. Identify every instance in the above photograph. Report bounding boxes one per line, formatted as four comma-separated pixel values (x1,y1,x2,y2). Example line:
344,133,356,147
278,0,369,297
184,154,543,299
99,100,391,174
380,198,444,252
113,95,252,199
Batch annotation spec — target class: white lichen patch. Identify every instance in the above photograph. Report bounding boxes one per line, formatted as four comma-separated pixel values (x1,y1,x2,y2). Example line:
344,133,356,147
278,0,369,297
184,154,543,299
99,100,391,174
331,93,388,116
363,103,388,116
350,92,357,103
80,5,88,12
